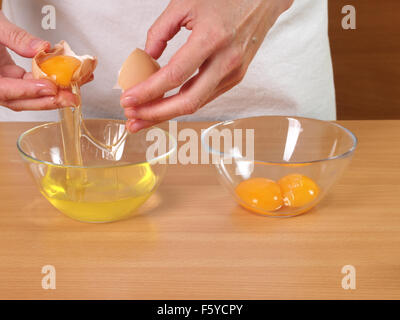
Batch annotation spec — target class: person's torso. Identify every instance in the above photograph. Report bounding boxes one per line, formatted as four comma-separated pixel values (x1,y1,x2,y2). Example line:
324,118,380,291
1,0,336,121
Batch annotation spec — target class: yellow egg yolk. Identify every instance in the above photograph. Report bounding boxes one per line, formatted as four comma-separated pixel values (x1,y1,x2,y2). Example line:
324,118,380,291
39,55,81,88
235,177,283,213
278,174,320,208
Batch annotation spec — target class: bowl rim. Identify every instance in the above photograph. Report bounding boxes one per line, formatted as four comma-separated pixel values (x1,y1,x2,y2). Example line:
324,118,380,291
16,119,177,169
201,115,358,164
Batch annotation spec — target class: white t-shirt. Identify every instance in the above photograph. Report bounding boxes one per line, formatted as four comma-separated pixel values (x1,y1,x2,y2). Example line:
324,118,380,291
0,0,336,121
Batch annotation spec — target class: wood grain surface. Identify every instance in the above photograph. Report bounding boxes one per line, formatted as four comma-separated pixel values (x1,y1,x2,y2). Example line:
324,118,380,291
329,1,400,120
0,120,400,299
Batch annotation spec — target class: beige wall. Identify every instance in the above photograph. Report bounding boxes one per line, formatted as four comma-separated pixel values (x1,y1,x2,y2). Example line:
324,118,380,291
329,0,400,119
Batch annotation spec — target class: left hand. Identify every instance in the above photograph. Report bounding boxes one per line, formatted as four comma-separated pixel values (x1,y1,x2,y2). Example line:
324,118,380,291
121,0,293,132
0,11,78,111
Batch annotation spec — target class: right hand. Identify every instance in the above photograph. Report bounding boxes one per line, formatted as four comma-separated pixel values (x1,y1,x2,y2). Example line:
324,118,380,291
0,11,77,111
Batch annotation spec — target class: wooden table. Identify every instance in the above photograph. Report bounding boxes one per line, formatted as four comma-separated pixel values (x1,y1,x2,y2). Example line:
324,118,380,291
0,120,399,300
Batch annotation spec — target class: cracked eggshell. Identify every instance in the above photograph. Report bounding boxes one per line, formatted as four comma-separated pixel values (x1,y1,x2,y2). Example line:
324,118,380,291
32,40,97,88
116,48,160,91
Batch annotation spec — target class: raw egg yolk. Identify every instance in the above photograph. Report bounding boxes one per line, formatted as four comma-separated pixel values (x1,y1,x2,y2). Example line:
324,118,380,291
39,55,81,88
235,177,283,213
278,174,319,208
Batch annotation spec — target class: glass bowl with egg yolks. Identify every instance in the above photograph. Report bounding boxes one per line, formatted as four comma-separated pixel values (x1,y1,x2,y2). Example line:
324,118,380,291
17,119,177,223
201,116,357,217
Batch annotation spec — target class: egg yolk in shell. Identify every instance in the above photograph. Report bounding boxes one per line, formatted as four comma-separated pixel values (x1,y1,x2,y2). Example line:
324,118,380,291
39,55,81,88
278,174,320,208
235,178,283,213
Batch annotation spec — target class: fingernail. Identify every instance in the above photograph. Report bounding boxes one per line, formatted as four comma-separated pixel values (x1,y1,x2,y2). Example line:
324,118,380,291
58,97,77,108
36,83,56,95
124,108,137,118
38,88,56,96
127,120,141,133
30,39,49,52
121,96,138,108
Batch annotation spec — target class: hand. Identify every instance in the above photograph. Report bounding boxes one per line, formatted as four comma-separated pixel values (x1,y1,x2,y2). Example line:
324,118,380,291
0,11,77,111
121,0,293,132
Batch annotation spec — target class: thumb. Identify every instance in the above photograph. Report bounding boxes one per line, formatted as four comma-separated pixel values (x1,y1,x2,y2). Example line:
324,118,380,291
0,11,50,58
145,2,188,59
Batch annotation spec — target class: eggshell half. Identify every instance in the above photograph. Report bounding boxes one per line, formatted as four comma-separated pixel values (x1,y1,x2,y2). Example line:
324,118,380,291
117,48,160,91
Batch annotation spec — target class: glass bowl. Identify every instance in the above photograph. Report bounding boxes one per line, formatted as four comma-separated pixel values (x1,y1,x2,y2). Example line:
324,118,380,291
17,119,176,223
201,116,357,217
